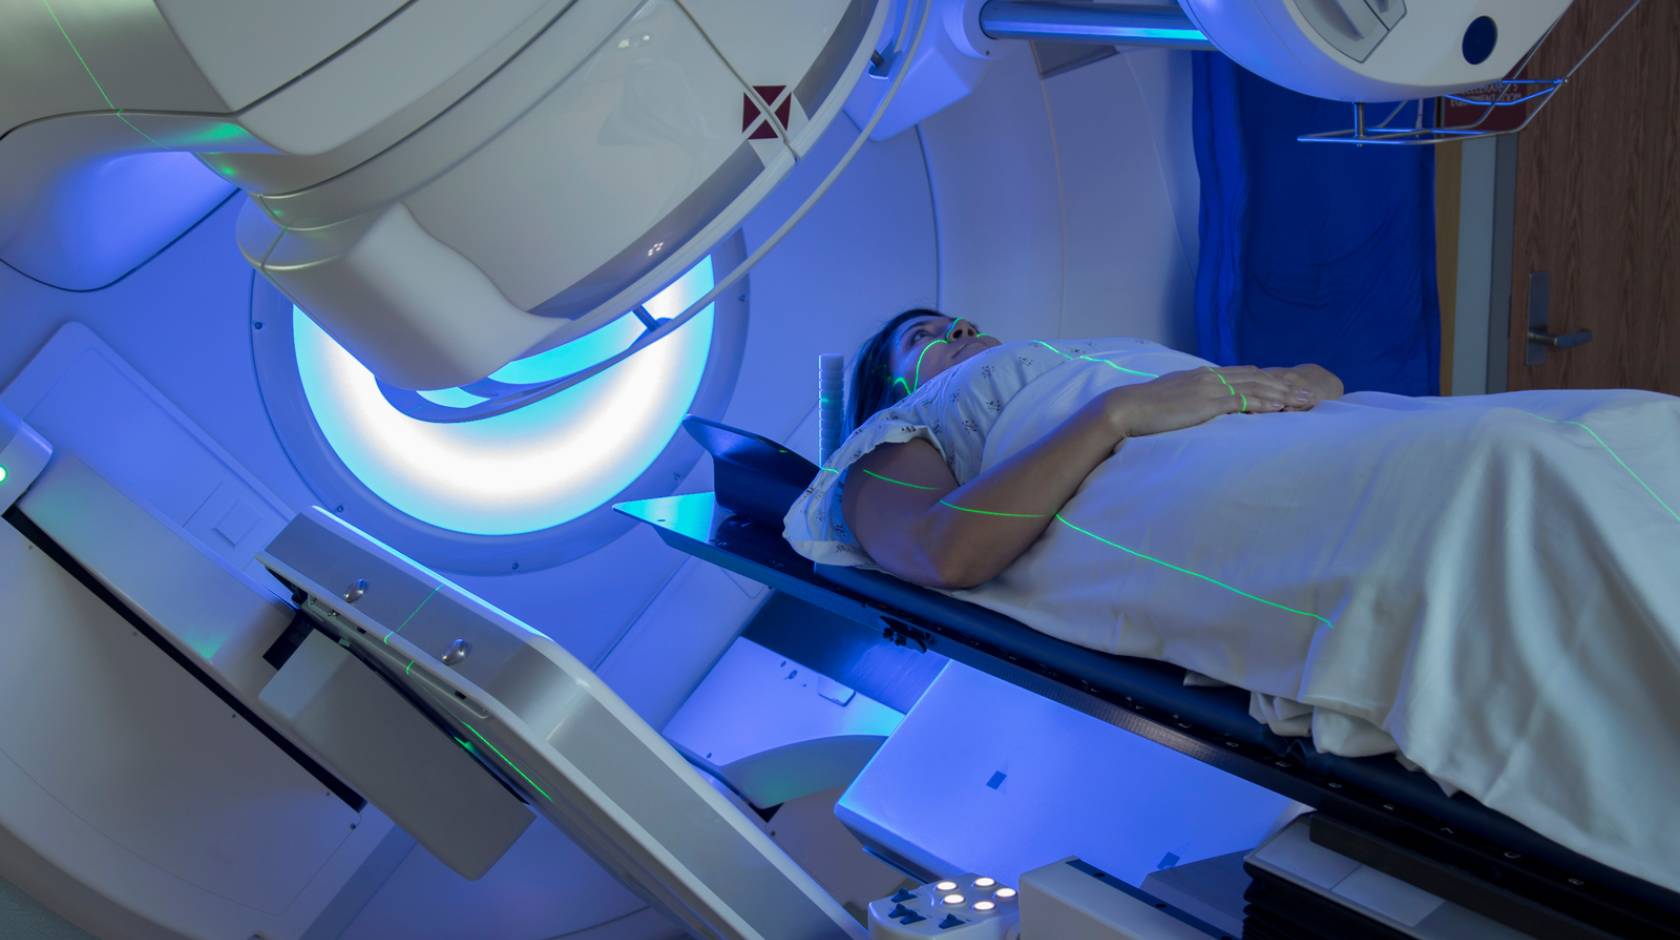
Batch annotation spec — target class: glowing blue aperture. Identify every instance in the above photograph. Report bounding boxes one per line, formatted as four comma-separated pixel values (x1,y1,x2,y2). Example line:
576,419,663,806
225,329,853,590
294,258,715,536
488,314,643,387
416,387,491,408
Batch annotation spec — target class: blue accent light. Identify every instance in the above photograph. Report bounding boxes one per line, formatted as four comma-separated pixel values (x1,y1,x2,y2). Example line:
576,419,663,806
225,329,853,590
977,1,1213,50
415,387,491,409
488,315,643,386
486,262,714,387
1444,84,1559,109
293,258,716,536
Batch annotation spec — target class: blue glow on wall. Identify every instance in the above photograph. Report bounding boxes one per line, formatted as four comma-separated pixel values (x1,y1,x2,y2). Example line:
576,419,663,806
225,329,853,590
293,258,715,536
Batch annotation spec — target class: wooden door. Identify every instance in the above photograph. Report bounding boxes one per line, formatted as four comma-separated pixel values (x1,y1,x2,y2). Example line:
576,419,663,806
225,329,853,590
1507,0,1680,394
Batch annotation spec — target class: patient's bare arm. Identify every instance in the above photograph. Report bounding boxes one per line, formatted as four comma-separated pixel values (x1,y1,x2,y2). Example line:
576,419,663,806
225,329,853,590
843,366,1310,589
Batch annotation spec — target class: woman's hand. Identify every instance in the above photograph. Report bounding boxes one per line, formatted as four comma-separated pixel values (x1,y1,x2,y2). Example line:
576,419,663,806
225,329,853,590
1265,364,1343,405
1103,366,1314,438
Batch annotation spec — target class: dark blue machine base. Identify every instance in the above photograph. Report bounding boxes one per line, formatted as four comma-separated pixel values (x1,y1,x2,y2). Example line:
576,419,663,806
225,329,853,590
617,492,1678,939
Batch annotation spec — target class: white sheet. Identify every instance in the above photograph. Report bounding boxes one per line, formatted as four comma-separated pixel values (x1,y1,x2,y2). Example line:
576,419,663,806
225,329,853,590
787,338,1680,893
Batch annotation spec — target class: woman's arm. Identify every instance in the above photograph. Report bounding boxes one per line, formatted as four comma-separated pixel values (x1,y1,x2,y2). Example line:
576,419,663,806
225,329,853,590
843,366,1310,589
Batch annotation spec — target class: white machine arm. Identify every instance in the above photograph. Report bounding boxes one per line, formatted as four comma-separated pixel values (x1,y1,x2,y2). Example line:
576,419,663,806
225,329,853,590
1179,0,1573,103
258,508,867,940
1,0,1576,393
1,0,887,390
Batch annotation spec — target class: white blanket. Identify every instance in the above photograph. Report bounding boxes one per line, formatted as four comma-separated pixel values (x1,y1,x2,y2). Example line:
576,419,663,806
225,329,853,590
787,338,1680,893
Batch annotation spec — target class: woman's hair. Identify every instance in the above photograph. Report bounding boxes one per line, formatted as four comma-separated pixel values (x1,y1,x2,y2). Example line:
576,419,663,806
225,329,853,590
846,307,944,435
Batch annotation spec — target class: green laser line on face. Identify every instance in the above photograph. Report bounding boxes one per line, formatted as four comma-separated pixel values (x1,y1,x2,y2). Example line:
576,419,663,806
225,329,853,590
897,319,985,395
912,338,948,392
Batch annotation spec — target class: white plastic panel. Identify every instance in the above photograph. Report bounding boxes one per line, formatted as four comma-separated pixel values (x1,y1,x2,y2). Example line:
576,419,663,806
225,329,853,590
0,408,51,515
0,0,229,123
841,0,992,140
596,558,765,728
261,632,534,880
339,823,666,940
407,1,779,313
240,0,644,226
663,637,903,808
838,665,1302,887
1019,859,1212,940
0,521,361,938
220,2,573,196
682,0,874,155
1,322,292,590
0,124,234,289
154,0,408,111
221,0,561,160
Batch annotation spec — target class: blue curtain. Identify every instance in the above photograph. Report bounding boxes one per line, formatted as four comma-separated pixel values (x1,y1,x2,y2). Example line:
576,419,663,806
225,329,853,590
1192,54,1440,396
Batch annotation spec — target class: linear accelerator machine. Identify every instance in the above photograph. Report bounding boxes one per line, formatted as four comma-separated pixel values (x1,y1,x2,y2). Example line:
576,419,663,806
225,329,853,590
0,2,1576,938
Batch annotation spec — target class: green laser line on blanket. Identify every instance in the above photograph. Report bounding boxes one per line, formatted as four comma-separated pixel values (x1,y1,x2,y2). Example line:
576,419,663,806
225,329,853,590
852,338,1675,631
827,465,1337,629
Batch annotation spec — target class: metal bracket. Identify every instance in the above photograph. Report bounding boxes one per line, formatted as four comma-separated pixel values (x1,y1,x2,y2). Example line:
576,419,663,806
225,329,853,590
878,615,930,653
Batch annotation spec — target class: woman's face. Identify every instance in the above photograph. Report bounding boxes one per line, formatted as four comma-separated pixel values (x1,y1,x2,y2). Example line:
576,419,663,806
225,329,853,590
887,315,1000,393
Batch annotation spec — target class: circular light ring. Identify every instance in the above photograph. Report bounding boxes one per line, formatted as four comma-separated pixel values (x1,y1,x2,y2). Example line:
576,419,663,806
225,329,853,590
293,261,712,535
252,233,748,574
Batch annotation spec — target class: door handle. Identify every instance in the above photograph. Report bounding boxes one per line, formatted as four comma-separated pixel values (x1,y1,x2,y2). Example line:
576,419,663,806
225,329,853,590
1527,328,1593,350
1524,272,1592,366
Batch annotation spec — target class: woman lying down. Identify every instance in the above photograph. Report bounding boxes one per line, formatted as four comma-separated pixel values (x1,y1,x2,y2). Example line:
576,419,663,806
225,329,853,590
784,309,1680,894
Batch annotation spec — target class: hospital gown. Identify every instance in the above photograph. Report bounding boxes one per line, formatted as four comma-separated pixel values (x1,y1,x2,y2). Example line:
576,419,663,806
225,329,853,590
785,337,1680,894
